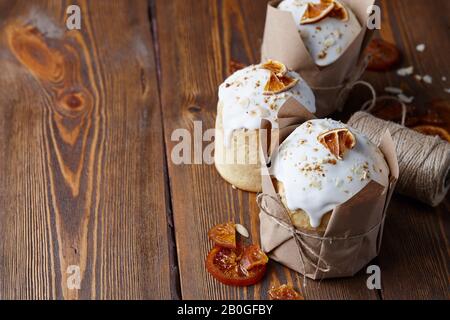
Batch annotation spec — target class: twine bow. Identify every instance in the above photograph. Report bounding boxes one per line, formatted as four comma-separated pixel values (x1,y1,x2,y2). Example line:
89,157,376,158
256,193,332,282
257,191,388,282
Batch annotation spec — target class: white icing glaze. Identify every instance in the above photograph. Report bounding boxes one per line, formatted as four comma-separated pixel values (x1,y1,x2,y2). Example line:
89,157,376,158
278,0,362,66
271,119,389,228
218,64,316,146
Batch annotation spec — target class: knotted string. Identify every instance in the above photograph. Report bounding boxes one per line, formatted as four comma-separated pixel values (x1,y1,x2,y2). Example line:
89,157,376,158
361,95,407,126
351,84,450,206
348,111,450,206
310,57,377,113
256,193,331,284
257,192,388,283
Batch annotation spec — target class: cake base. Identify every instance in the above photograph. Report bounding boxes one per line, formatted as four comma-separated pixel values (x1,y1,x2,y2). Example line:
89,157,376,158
214,102,262,193
275,180,331,233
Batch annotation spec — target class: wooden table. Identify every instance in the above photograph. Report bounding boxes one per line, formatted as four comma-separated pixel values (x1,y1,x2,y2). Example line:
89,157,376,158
0,0,448,300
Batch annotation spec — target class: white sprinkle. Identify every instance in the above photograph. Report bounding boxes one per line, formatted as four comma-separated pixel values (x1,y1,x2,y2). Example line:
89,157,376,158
238,97,250,108
397,66,414,76
398,93,414,103
414,74,422,81
335,179,344,188
445,88,450,94
442,76,447,82
231,185,237,190
416,44,426,52
422,75,433,84
309,180,322,189
385,86,403,94
257,106,270,118
235,224,249,238
323,37,336,48
331,29,342,39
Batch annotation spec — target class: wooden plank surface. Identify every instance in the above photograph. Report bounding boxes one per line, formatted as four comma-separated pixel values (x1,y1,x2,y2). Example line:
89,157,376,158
0,0,448,300
353,0,450,300
0,0,174,299
153,0,448,300
153,0,378,300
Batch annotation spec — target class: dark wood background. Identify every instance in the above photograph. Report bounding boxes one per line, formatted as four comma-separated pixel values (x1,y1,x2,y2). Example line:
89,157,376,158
0,0,448,300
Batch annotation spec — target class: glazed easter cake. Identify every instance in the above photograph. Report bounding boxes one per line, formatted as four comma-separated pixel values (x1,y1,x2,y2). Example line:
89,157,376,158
271,118,390,232
215,60,316,192
261,0,375,117
278,0,362,66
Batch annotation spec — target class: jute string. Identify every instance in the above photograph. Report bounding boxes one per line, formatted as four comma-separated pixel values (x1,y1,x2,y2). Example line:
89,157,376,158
315,63,450,206
257,193,386,283
348,108,450,207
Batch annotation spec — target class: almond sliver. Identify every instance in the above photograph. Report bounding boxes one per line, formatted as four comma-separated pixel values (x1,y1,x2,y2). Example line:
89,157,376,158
235,223,249,238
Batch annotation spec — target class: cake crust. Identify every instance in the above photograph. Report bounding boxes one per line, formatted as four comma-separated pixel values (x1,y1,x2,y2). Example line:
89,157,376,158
214,102,262,192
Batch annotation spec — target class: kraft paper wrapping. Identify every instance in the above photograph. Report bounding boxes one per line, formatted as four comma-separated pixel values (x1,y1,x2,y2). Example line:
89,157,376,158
261,0,377,117
258,100,399,280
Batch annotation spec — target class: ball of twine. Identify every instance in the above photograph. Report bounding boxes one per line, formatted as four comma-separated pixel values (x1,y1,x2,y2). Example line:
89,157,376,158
348,111,450,207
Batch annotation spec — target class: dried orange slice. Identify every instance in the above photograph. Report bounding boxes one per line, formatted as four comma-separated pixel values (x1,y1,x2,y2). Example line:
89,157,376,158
279,75,298,88
301,0,348,25
264,73,285,94
206,245,267,286
329,1,349,21
269,284,304,300
366,39,401,72
263,73,299,95
208,222,236,249
261,60,298,94
318,128,356,159
301,0,335,25
413,125,450,142
261,60,287,77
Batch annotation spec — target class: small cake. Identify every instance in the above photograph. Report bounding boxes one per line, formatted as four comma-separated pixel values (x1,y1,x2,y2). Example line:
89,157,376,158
271,119,390,231
278,0,362,66
215,60,316,192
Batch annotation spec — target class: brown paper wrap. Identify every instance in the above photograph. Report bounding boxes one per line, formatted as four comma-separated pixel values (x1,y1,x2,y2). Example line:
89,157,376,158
258,100,399,280
261,0,377,117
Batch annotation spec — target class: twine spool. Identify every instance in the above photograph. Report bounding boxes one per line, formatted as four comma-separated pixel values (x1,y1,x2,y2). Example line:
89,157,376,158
348,111,450,207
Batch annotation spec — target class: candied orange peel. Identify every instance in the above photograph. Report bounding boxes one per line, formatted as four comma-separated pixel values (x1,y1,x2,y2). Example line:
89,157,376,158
301,0,349,25
317,128,356,160
208,222,236,249
261,60,298,95
240,244,269,272
268,284,304,300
